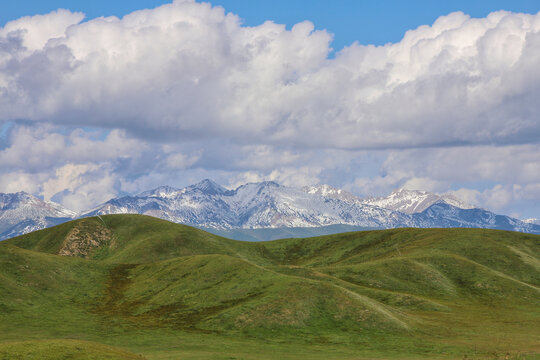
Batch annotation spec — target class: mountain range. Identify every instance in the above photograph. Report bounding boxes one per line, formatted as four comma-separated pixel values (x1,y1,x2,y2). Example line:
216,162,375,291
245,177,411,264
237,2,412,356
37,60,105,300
1,179,539,240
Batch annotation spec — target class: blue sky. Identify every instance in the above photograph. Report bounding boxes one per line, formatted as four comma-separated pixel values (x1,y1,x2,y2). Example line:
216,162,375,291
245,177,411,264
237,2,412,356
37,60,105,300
2,0,539,50
1,0,540,219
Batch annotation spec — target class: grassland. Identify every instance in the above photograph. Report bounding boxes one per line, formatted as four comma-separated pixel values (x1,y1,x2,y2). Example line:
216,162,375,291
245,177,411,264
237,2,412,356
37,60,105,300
1,214,539,359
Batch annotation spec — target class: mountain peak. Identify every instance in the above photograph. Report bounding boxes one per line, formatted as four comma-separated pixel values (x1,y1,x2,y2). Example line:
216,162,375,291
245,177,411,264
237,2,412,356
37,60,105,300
236,181,281,191
364,188,472,215
523,218,540,226
0,191,43,210
3,180,539,241
390,188,428,196
189,179,229,195
138,185,180,198
0,191,75,239
258,181,280,188
304,184,341,195
302,184,359,202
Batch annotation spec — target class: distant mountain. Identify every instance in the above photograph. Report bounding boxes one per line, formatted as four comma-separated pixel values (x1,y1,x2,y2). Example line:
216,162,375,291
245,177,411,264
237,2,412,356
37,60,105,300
1,180,539,241
83,179,539,236
363,188,474,214
0,192,75,240
84,179,412,230
302,184,360,203
523,218,540,226
199,224,377,242
412,201,540,234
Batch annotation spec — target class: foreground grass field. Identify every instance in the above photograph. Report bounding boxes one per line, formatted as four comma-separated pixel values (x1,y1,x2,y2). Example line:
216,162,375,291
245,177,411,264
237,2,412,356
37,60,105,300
0,339,146,359
1,214,539,359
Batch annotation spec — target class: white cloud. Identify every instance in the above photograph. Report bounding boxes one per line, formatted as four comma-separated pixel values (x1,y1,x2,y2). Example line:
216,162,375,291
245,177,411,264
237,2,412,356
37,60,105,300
402,178,448,193
0,9,84,51
55,170,118,212
346,171,408,198
0,126,145,170
379,145,540,185
227,166,321,189
40,163,118,211
0,171,44,195
42,163,98,201
345,145,540,215
1,4,539,149
165,152,200,169
450,184,520,213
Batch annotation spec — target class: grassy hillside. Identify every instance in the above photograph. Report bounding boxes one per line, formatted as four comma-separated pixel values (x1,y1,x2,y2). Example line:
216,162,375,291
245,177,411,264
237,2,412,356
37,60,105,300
0,339,146,359
1,214,539,359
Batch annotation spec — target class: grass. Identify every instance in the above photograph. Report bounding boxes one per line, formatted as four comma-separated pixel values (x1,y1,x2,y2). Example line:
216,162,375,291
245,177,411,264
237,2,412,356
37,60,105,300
1,214,539,359
0,339,146,359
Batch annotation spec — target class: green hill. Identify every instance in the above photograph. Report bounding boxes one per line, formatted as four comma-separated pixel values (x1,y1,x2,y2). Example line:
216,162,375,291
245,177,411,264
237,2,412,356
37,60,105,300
1,214,539,359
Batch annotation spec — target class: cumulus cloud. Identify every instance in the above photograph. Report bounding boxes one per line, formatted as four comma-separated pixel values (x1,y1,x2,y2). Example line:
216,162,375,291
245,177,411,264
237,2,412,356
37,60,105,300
0,9,84,51
229,166,322,189
345,145,540,216
1,3,539,149
0,1,539,218
0,125,145,170
47,164,118,211
0,171,44,195
379,145,540,185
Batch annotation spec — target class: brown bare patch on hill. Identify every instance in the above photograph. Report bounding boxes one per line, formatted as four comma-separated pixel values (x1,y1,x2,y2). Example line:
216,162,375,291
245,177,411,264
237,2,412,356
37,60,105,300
58,220,114,258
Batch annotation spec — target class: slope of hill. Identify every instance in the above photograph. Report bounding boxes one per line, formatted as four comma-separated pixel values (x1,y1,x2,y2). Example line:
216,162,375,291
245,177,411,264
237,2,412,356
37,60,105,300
1,214,539,359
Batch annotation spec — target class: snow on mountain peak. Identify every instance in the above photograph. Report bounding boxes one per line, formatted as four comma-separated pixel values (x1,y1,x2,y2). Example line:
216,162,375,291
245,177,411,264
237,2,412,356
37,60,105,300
2,180,539,240
138,185,181,198
302,184,360,203
523,218,540,226
363,188,473,214
188,179,231,195
304,184,342,196
0,191,75,239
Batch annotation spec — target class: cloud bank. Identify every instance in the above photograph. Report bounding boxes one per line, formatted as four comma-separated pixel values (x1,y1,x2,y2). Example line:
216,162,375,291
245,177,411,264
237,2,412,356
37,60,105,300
0,0,539,217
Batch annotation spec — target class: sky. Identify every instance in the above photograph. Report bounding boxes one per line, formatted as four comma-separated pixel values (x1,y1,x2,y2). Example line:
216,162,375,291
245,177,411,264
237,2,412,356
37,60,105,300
0,0,539,219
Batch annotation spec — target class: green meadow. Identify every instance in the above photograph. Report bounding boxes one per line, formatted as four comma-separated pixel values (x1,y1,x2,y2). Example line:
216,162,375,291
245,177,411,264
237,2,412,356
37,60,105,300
0,214,538,359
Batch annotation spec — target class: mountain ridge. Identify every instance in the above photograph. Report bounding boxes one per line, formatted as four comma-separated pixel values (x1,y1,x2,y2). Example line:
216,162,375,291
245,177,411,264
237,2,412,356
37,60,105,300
1,179,539,240
363,188,474,214
0,192,75,240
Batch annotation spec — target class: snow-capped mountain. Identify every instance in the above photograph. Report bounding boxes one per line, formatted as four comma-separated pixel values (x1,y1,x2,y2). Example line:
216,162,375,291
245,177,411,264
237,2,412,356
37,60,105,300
302,184,360,203
0,192,75,240
84,179,412,229
363,188,474,214
412,201,539,233
1,180,539,241
523,218,540,226
84,179,539,235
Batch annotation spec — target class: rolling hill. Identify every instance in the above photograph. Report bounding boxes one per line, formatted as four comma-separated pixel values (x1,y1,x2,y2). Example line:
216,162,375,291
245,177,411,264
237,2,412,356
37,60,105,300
1,214,539,359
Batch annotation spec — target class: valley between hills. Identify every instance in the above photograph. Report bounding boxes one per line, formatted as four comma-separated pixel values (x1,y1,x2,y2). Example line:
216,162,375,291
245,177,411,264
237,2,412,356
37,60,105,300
0,214,539,359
